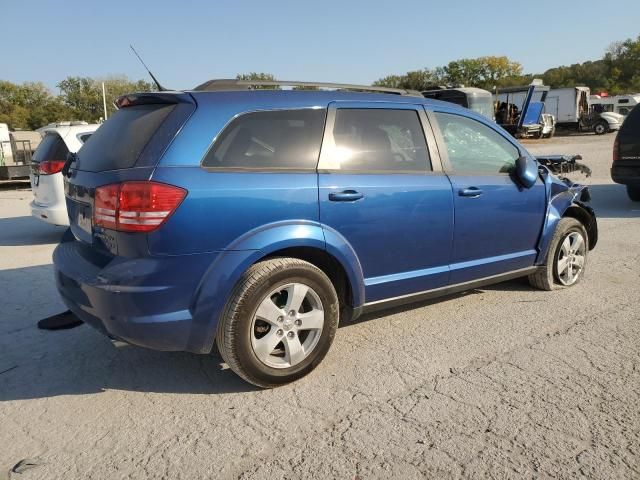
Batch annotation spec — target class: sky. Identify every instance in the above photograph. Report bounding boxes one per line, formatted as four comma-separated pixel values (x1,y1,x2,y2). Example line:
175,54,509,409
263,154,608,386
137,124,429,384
3,0,639,92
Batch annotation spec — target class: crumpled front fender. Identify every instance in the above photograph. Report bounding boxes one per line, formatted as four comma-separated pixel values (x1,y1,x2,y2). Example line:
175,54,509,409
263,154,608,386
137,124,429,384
536,170,598,264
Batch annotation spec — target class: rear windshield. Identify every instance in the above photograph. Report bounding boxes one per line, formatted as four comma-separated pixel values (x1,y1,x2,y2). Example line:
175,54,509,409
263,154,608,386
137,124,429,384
32,133,68,163
76,104,174,172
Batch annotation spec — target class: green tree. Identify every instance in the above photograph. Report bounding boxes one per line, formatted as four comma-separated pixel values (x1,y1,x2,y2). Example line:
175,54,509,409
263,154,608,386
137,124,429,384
57,75,155,121
236,72,279,89
444,56,522,89
374,68,446,90
0,81,70,130
604,35,640,93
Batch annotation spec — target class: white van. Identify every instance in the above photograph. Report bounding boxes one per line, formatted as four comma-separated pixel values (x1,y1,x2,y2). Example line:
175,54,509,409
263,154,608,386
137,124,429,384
30,122,100,226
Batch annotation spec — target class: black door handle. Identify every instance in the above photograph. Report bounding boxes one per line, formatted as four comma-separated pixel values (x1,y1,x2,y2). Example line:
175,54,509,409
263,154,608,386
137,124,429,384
328,190,364,202
459,187,483,198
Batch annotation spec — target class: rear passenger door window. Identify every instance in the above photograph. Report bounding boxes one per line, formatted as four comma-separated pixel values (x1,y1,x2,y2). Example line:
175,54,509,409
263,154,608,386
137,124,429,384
433,112,519,174
321,108,431,172
202,109,325,170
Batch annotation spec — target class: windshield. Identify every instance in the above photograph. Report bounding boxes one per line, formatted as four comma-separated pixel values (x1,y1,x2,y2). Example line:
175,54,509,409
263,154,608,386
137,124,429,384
468,96,495,120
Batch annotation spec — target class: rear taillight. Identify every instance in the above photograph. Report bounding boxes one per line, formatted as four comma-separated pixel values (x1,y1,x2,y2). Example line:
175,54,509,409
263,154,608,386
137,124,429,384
38,160,66,175
613,133,619,163
94,181,186,233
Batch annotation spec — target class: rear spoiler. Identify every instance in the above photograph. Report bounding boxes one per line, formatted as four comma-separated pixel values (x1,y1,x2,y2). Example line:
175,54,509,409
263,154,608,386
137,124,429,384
536,154,592,177
115,92,194,109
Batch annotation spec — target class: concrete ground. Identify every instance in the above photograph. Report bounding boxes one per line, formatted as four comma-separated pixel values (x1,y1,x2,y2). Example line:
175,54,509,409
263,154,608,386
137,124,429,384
1,133,639,479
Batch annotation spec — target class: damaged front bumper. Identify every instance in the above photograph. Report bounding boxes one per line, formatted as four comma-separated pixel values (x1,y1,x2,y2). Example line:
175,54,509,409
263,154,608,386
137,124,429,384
536,154,592,178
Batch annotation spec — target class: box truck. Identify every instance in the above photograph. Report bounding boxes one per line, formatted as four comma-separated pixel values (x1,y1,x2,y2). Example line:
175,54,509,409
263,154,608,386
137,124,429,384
545,87,624,134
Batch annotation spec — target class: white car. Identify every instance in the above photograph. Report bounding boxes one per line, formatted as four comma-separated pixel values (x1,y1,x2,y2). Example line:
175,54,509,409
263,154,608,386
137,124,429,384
30,122,100,226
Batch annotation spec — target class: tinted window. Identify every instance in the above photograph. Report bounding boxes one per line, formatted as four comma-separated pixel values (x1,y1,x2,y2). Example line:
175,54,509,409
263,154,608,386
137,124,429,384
327,109,430,172
32,133,68,163
618,104,640,152
76,104,175,172
434,112,519,174
78,133,92,143
203,109,325,170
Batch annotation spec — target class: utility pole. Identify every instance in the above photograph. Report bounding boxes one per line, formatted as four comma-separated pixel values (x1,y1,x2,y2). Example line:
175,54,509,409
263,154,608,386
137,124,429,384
102,82,108,121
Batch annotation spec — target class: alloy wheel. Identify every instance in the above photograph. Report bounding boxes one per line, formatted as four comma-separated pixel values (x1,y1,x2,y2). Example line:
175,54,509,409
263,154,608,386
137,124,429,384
250,283,324,369
556,231,586,286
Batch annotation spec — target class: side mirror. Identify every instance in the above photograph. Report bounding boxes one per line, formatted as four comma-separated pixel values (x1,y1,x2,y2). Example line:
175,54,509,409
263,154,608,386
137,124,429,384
514,155,538,188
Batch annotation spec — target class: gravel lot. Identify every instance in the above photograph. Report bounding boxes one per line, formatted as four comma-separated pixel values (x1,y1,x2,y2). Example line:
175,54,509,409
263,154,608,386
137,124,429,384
1,133,639,479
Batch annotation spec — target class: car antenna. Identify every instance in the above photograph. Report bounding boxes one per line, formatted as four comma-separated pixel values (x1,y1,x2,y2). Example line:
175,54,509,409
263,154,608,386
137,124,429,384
129,44,167,91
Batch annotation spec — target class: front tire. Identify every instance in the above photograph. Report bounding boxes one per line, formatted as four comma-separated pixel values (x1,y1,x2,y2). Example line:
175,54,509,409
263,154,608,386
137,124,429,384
529,218,588,291
626,185,640,202
216,258,339,388
593,121,608,135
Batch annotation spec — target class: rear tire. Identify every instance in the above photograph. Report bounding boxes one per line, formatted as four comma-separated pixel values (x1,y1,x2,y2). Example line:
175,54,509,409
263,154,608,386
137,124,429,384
626,185,640,202
528,218,588,291
216,258,339,388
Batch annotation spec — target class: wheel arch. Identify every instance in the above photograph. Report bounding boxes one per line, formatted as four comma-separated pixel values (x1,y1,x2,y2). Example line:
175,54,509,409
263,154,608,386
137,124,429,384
563,202,598,250
537,198,597,265
188,221,365,354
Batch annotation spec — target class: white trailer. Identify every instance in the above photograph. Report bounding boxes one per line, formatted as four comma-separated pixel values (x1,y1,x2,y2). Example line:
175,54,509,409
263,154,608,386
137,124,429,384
0,123,41,179
546,87,624,134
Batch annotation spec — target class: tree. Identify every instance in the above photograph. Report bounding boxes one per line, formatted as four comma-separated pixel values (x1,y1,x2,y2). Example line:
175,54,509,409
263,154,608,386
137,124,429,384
236,72,279,89
604,35,640,93
57,75,155,122
0,81,70,130
443,56,522,89
374,57,522,91
374,68,446,91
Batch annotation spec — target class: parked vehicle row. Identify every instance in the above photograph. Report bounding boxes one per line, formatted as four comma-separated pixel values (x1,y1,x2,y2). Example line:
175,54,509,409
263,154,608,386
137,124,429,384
52,80,598,387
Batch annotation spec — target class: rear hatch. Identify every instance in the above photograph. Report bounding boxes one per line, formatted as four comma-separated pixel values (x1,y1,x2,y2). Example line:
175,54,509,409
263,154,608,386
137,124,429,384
30,132,69,202
64,92,196,256
616,105,640,165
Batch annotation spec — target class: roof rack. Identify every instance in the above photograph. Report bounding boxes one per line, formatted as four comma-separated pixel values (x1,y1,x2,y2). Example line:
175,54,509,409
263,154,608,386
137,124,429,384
192,79,423,97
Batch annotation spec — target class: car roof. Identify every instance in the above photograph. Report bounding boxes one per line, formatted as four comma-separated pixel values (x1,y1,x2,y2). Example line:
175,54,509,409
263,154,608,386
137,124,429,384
186,89,463,112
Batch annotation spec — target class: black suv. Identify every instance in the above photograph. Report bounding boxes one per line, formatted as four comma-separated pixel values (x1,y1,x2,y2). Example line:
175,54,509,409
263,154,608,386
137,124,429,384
612,104,640,201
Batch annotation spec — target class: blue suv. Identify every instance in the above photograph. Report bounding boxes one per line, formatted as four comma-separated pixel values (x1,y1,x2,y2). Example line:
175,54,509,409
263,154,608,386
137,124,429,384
54,80,597,387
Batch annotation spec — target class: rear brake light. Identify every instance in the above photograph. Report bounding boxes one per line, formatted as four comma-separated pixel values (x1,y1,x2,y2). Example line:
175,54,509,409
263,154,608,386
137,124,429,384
38,160,66,175
613,134,619,163
94,181,186,233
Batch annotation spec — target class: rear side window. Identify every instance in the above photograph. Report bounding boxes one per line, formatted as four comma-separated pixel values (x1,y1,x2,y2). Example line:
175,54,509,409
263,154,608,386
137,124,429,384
203,109,326,170
32,133,69,163
78,133,92,143
325,109,430,173
434,112,519,174
76,104,175,172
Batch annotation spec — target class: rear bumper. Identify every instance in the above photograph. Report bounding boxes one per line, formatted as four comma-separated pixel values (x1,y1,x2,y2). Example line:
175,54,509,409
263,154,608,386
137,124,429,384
611,165,640,186
53,240,218,353
30,200,69,226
